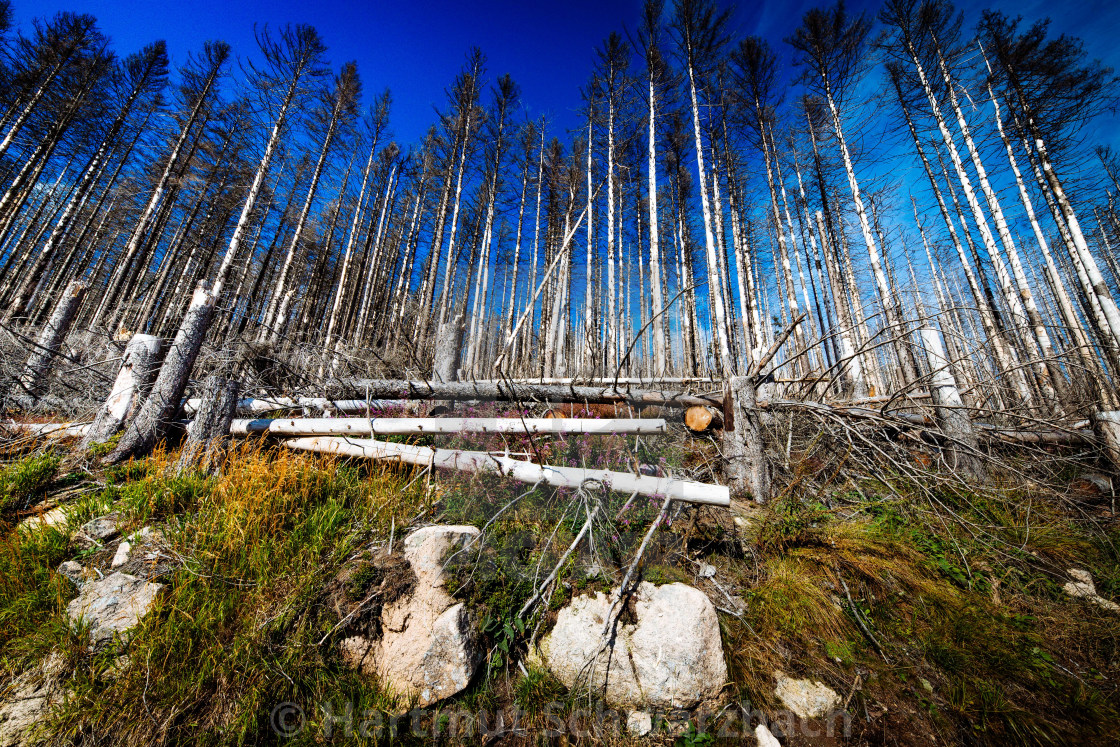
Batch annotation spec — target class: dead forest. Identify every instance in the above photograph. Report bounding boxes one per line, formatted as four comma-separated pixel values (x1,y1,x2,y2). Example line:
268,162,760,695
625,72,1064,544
0,0,1118,463
2,0,1120,743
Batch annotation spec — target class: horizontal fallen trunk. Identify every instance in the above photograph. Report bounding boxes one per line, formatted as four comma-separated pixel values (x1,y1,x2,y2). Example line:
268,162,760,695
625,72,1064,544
184,397,407,415
326,380,724,410
5,421,92,438
284,436,730,506
232,417,667,437
471,377,718,385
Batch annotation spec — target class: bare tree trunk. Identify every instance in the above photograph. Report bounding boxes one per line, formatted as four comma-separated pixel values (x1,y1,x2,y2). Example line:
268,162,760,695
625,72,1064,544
177,375,239,475
17,281,86,398
684,58,733,373
919,326,983,479
432,312,465,384
83,333,161,446
107,281,216,464
1092,411,1120,475
723,375,769,503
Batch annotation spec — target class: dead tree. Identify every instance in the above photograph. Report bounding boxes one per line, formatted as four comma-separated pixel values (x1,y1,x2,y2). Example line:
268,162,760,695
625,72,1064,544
107,281,216,463
919,325,983,478
177,375,239,474
1092,412,1120,475
83,333,161,446
722,375,769,503
18,280,86,398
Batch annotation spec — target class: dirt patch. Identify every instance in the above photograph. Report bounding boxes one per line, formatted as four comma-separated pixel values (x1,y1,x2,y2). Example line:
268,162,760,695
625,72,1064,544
324,551,416,639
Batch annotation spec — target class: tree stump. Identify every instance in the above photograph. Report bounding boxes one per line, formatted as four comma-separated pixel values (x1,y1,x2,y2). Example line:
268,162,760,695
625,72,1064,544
1092,412,1120,474
84,333,162,447
107,281,216,464
722,376,770,503
430,312,464,412
177,375,239,474
431,312,465,384
920,327,983,479
18,281,86,398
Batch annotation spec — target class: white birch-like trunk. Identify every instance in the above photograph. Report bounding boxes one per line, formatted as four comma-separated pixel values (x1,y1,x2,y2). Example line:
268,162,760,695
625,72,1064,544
684,58,732,373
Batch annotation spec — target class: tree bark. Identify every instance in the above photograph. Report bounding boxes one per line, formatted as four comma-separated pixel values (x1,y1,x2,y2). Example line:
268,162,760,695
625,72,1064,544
177,375,238,474
83,333,161,446
107,281,216,463
18,281,86,398
722,375,769,503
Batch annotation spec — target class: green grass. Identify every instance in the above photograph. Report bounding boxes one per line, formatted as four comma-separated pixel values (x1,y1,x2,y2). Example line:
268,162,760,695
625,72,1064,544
0,428,1117,745
0,452,61,514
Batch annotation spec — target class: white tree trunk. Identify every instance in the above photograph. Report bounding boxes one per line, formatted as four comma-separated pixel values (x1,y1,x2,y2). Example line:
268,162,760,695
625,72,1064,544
285,436,730,506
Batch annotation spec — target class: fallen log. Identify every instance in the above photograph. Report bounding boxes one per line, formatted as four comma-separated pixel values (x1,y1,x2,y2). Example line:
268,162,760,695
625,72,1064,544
231,417,668,437
326,379,724,410
472,377,717,385
283,436,730,507
684,405,723,432
5,421,91,438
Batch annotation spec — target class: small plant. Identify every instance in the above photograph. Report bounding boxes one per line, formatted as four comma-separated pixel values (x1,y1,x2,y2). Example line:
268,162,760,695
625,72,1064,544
0,453,61,512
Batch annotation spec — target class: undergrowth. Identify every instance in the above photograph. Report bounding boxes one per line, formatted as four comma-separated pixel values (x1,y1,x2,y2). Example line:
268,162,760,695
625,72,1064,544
0,422,1115,745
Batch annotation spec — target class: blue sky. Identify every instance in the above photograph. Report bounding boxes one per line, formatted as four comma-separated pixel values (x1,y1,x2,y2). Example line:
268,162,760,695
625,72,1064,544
18,0,1120,149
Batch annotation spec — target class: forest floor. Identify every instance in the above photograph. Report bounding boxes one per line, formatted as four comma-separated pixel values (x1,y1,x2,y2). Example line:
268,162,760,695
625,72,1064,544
0,411,1118,745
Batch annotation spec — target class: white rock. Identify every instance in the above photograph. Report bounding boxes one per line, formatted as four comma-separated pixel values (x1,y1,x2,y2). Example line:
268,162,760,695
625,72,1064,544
538,582,727,708
774,672,841,719
627,710,652,736
18,506,69,534
755,723,782,747
65,572,164,645
340,525,480,706
0,654,65,747
1069,568,1094,586
110,541,132,568
1064,569,1120,612
698,563,717,578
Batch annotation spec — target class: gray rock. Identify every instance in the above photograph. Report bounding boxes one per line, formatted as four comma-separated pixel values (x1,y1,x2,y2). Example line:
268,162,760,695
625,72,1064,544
57,560,94,588
72,513,121,550
773,671,841,719
340,525,480,706
65,572,164,645
0,654,65,747
538,582,727,708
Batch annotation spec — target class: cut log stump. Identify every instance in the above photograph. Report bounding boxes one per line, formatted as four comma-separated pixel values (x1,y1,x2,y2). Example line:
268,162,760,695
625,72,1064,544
177,376,239,474
83,333,161,447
